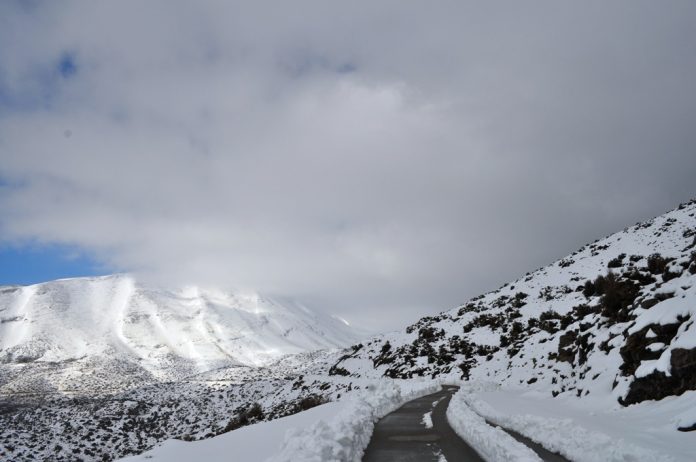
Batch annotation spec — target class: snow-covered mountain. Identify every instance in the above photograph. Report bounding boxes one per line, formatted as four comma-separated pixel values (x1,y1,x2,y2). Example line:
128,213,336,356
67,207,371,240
2,199,695,461
0,275,360,392
332,199,696,408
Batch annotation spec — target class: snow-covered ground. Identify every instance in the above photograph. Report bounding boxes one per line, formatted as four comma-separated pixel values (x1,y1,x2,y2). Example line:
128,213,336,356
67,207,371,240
120,400,345,462
112,377,696,462
447,386,541,462
0,350,368,461
463,385,696,462
118,378,696,462
119,379,441,462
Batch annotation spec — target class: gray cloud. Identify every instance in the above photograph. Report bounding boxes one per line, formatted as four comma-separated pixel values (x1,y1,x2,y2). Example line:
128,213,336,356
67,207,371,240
1,1,696,331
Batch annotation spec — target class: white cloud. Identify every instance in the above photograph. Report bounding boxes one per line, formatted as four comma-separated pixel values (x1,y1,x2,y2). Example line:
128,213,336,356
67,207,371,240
1,1,696,330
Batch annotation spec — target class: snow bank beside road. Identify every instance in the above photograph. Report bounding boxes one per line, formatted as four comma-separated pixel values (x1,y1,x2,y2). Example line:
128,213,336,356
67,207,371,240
465,389,682,462
446,388,541,462
120,400,344,462
269,379,441,462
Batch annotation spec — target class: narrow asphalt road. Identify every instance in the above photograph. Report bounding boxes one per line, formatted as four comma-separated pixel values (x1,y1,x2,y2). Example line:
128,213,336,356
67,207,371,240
362,385,569,462
363,385,483,462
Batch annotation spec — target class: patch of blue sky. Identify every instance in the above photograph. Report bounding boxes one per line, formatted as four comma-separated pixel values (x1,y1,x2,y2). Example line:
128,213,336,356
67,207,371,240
57,52,77,78
0,50,78,116
0,243,109,286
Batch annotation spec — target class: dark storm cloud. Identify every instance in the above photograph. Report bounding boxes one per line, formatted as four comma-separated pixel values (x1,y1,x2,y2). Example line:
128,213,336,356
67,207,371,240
1,1,695,330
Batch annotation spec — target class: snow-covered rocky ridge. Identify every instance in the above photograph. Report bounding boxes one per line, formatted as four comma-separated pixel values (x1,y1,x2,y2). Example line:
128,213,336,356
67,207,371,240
332,199,696,412
0,275,359,393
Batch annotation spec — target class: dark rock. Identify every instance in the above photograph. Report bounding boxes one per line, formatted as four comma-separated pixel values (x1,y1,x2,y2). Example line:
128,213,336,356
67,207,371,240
619,322,682,376
621,347,696,405
557,330,578,363
678,422,696,432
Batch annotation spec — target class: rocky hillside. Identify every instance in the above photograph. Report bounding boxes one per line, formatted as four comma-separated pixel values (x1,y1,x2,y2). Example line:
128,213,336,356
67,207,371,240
332,199,696,411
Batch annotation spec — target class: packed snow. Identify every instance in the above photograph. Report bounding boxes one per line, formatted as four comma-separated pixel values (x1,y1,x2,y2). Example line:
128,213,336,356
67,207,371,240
422,410,434,429
464,385,695,462
446,387,541,462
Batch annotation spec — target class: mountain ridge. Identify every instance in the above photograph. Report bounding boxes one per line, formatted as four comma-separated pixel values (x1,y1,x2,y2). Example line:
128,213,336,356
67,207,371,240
0,274,360,394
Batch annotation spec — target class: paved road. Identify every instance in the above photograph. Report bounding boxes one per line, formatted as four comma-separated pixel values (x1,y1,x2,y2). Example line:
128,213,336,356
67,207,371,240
363,385,483,462
362,385,569,462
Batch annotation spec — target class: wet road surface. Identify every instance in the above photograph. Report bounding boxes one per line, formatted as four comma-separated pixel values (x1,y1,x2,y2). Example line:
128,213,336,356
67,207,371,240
362,385,483,462
362,385,569,462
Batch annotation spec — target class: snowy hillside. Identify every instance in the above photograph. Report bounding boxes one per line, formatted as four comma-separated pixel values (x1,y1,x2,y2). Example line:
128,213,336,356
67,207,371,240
333,199,696,410
0,274,359,393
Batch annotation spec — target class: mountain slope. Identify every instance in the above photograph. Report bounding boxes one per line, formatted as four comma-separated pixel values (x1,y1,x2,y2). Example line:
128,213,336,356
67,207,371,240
0,275,360,393
2,200,695,461
333,199,696,409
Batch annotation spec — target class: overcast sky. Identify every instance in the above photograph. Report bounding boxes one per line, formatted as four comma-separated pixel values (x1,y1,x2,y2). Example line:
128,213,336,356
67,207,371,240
1,1,695,331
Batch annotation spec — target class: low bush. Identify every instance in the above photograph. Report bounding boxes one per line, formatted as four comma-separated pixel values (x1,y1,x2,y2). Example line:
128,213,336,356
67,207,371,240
647,253,670,274
598,272,639,323
607,254,626,268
